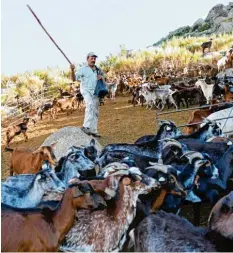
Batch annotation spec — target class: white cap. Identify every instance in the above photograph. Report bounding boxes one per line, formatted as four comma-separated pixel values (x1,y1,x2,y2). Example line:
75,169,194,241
87,52,98,58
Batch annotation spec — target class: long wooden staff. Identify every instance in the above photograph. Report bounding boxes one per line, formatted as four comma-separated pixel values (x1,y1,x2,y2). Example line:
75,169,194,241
26,5,72,64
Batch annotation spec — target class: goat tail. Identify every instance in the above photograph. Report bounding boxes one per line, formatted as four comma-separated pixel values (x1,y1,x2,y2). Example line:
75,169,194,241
4,147,14,152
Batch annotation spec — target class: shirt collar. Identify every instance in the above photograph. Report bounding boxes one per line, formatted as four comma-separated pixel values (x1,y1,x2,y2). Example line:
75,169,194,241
84,64,98,72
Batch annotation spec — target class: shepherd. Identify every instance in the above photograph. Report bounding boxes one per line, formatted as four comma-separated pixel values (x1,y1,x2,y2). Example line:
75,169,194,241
70,53,104,138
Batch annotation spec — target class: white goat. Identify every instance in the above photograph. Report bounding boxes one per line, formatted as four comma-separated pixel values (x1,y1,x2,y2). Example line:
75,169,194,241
140,84,178,111
201,107,233,138
195,80,214,104
139,87,157,110
217,56,228,72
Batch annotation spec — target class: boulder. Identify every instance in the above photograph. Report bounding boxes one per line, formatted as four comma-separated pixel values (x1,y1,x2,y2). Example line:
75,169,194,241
205,4,228,22
40,126,103,160
193,18,205,27
226,2,233,10
213,16,228,25
216,21,233,34
153,2,233,46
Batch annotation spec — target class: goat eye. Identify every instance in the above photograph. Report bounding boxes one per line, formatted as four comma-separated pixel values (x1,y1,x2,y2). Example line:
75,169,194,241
69,154,76,160
170,178,175,183
166,126,172,131
39,175,46,180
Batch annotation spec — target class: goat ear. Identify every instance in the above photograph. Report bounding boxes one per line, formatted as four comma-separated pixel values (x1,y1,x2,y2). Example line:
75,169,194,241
69,177,80,184
33,148,43,154
50,142,57,149
122,177,131,186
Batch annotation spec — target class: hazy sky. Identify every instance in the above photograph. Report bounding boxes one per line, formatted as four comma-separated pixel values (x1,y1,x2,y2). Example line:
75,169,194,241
1,0,230,75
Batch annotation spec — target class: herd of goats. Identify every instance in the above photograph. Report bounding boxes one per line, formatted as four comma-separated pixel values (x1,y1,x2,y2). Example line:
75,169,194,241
1,46,233,252
1,117,233,251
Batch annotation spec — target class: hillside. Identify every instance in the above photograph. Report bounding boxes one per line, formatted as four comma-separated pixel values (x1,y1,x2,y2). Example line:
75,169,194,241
153,2,233,46
1,3,233,103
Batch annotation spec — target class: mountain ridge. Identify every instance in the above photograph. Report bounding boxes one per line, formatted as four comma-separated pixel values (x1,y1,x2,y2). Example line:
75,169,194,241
152,2,233,46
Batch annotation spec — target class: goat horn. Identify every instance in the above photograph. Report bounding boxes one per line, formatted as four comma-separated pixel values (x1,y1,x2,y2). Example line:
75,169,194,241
149,161,158,166
134,174,142,181
202,117,212,124
180,151,204,164
146,163,172,174
163,140,182,150
129,167,142,176
170,174,187,196
105,162,129,169
110,170,129,177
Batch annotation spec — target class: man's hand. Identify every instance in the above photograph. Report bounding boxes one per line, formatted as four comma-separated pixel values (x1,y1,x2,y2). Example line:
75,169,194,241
70,64,76,82
97,75,102,80
70,64,75,70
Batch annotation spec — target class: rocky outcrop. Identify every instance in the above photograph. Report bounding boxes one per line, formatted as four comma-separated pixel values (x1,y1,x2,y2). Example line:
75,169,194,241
154,2,233,46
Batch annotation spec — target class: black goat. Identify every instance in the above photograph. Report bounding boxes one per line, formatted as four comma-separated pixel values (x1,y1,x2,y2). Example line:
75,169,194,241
201,39,213,54
133,211,216,252
75,89,84,109
37,103,54,120
58,88,72,98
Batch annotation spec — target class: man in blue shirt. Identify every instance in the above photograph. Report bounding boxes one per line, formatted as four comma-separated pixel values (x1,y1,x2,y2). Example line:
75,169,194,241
70,52,104,137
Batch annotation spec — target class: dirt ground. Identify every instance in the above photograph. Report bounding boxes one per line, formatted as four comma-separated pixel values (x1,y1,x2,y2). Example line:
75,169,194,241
1,96,192,179
1,96,211,225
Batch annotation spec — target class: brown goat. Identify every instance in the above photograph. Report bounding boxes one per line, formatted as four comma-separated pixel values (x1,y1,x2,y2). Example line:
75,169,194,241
69,176,122,200
1,183,98,252
224,84,233,102
206,191,233,251
210,137,233,142
6,143,57,176
5,117,30,148
61,173,159,252
226,48,233,68
184,109,212,134
208,191,233,239
53,97,76,116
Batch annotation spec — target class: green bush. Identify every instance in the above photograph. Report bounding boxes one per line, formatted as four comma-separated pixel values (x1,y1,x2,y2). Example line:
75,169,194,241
198,23,211,32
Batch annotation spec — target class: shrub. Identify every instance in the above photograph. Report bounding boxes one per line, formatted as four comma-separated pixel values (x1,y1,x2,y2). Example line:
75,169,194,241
198,23,211,32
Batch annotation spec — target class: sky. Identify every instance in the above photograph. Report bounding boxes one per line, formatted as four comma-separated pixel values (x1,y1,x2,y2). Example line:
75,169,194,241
1,0,230,75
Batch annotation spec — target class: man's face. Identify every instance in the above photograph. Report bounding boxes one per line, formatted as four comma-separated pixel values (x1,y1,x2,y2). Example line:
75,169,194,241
87,56,96,67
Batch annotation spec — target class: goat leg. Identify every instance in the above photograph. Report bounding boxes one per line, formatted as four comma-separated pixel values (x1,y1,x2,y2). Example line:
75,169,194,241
193,202,201,226
22,131,28,142
6,138,13,148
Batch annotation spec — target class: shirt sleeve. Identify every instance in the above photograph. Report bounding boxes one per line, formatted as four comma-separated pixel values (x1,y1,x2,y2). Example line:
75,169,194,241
75,67,83,81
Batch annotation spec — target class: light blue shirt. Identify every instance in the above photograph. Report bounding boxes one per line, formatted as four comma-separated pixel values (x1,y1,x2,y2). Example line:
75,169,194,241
75,64,104,94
